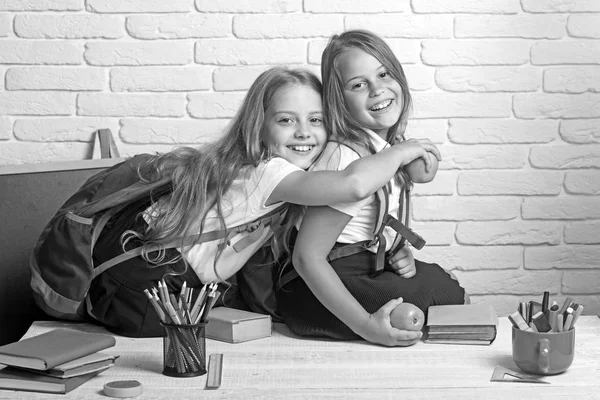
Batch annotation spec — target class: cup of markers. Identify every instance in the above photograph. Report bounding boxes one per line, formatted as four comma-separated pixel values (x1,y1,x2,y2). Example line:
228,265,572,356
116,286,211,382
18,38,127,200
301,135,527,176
144,280,220,377
509,293,583,376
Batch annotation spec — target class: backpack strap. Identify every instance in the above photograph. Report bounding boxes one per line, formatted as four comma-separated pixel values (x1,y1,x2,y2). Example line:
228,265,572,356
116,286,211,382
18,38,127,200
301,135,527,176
92,204,288,279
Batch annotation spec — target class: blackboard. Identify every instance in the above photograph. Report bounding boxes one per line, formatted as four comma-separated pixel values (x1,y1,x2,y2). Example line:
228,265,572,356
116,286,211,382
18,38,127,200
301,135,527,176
0,158,123,345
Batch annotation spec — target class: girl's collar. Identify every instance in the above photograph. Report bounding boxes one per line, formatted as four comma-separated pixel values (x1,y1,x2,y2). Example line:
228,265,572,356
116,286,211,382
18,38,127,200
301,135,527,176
362,128,391,151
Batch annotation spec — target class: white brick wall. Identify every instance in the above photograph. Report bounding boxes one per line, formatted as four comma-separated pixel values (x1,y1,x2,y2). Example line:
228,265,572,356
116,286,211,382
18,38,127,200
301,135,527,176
0,1,598,315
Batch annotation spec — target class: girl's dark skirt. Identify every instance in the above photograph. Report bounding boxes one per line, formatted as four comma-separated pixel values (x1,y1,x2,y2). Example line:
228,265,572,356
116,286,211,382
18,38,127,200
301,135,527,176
276,249,466,340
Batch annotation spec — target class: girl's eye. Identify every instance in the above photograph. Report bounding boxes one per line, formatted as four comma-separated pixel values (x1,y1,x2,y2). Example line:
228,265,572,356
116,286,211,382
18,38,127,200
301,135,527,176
379,71,390,79
278,117,293,124
351,82,365,90
310,117,323,125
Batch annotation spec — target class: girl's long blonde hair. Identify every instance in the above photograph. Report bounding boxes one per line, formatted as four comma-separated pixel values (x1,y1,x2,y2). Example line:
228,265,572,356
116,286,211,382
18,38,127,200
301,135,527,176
124,67,323,278
321,29,413,187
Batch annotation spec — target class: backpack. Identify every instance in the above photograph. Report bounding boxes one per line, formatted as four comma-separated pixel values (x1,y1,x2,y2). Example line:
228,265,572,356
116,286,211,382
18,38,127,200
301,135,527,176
30,154,287,322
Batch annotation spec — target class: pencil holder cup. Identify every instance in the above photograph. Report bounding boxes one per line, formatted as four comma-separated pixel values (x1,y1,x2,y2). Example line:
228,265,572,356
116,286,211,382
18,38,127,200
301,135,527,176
161,322,207,377
512,327,575,375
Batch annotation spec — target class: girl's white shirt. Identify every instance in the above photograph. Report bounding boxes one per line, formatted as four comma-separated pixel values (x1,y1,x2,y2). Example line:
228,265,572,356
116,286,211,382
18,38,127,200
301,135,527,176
144,157,301,282
308,129,402,252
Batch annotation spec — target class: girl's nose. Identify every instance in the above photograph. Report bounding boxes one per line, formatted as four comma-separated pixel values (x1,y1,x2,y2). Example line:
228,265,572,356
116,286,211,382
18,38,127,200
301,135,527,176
369,82,384,97
295,122,311,138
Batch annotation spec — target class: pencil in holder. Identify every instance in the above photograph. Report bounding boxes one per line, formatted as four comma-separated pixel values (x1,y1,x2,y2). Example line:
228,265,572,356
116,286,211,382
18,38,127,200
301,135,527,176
161,322,207,377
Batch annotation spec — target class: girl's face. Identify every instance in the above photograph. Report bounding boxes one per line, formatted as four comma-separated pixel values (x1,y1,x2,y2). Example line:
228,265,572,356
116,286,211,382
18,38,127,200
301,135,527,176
264,84,327,170
337,47,403,137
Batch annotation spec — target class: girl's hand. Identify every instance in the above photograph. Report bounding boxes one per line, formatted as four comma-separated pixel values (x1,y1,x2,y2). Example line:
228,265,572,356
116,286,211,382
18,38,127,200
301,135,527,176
357,298,422,347
397,139,442,169
388,246,416,279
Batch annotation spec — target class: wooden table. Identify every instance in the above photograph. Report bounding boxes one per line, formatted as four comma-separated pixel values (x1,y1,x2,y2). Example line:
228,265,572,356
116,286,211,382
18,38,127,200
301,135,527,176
2,317,599,399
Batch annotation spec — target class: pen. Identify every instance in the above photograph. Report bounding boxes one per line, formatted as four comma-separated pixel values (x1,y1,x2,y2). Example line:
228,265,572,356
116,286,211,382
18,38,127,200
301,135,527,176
144,289,166,323
199,290,221,323
179,281,187,309
157,280,168,304
190,283,209,322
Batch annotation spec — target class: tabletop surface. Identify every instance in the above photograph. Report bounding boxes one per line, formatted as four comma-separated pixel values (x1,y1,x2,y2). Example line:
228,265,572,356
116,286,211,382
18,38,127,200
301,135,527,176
1,316,599,399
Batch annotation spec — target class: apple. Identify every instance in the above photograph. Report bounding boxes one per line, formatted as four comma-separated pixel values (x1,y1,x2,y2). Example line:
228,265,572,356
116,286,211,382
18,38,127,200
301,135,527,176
405,152,438,184
390,302,425,331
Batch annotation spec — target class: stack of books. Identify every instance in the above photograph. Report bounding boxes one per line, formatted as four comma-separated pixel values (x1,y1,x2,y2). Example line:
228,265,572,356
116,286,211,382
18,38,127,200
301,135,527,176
0,328,118,394
425,303,499,345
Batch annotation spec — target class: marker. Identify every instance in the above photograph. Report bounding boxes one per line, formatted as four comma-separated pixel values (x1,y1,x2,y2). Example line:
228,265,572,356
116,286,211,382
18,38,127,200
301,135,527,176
558,297,573,315
556,313,563,332
518,302,528,321
547,304,559,332
563,313,574,331
528,302,535,324
541,291,549,313
571,303,584,328
528,321,538,332
509,311,530,331
532,311,552,333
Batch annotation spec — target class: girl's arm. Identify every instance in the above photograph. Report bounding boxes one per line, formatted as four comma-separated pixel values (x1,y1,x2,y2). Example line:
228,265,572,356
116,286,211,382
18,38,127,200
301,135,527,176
270,139,440,206
292,205,422,347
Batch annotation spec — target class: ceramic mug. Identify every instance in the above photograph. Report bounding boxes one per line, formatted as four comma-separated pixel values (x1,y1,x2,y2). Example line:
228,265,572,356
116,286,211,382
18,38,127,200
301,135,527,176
512,327,575,375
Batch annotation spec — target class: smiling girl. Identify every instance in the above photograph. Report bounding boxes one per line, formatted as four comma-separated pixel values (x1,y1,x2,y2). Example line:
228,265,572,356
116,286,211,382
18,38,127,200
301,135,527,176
276,31,467,347
87,67,436,337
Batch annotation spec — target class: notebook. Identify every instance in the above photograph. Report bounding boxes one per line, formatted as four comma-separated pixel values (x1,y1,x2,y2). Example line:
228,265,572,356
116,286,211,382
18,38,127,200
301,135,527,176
425,303,498,345
0,329,116,370
0,366,106,394
205,307,272,343
21,353,119,379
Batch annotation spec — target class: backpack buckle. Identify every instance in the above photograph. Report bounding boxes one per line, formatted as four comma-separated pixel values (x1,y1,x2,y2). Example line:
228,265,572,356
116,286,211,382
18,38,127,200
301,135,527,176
246,220,262,233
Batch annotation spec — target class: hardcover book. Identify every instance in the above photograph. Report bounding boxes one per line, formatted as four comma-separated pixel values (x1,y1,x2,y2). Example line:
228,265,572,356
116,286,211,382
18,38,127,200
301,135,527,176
0,367,106,394
22,353,118,379
205,307,272,344
0,329,116,370
425,303,498,345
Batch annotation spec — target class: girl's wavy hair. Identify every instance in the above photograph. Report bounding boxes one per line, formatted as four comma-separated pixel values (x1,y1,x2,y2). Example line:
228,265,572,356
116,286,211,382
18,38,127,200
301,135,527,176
321,29,413,187
122,67,322,281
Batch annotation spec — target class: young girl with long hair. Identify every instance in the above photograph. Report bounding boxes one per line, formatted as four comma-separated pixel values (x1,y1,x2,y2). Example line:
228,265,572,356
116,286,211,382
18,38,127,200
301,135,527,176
276,30,467,347
87,66,440,337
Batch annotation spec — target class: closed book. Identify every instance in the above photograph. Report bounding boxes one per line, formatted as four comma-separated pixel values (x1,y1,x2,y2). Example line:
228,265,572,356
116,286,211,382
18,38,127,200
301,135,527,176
425,304,498,345
0,366,106,394
21,353,119,379
0,329,116,370
205,307,271,344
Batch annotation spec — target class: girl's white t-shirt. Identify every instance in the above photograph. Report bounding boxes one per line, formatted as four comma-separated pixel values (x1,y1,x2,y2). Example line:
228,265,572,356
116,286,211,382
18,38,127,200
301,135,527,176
309,130,403,252
144,157,301,282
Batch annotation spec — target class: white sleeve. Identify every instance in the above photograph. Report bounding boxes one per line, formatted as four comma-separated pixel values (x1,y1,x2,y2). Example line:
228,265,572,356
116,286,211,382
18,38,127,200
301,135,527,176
311,143,373,217
256,157,302,208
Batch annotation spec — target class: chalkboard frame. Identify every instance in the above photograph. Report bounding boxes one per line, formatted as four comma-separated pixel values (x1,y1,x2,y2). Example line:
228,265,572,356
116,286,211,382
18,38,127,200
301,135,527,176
0,158,124,345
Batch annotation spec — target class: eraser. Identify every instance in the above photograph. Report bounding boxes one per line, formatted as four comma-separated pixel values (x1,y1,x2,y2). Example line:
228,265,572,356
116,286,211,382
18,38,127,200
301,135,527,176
103,380,143,398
